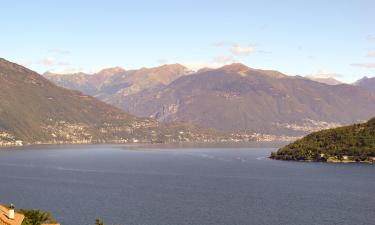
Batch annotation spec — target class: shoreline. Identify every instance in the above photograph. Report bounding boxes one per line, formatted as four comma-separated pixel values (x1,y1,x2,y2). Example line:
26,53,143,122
269,157,375,164
0,141,288,150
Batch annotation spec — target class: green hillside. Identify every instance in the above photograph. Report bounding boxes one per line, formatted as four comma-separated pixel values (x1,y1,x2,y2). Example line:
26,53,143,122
270,117,375,162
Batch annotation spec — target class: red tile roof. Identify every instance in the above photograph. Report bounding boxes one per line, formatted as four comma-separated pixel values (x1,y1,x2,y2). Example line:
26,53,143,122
0,204,24,225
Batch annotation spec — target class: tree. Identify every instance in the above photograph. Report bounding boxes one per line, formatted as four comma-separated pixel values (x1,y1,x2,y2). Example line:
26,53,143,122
95,218,105,225
19,209,57,225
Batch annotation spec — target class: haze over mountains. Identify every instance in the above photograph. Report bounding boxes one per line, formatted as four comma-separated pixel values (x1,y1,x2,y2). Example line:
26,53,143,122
45,63,375,137
0,58,224,146
44,64,192,99
354,76,375,92
304,76,343,85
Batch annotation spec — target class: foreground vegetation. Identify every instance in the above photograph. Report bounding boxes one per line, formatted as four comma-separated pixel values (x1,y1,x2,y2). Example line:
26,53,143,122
270,117,375,162
18,209,57,225
17,209,117,225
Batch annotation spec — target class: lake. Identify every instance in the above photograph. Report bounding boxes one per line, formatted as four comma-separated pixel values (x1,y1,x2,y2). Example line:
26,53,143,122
0,144,374,225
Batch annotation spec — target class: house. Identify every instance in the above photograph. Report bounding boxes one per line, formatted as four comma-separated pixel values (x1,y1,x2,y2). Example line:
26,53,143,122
0,203,24,225
14,141,23,146
0,203,60,225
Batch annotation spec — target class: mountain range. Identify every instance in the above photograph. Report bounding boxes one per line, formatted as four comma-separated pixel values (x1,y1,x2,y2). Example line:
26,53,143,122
0,58,225,146
44,64,192,99
45,63,375,137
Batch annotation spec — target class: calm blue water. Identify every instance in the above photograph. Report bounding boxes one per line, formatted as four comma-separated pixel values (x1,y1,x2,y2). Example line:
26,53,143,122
0,144,374,225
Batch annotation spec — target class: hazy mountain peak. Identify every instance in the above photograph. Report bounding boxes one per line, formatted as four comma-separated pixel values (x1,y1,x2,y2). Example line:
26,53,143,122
127,64,192,88
251,69,287,78
220,63,250,72
159,63,186,69
43,71,88,77
133,64,190,74
217,63,287,79
153,64,191,73
197,67,214,73
46,63,193,97
97,67,126,76
355,76,370,83
354,76,375,92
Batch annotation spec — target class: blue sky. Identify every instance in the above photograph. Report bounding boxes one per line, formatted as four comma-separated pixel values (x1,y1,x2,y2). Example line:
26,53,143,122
1,0,374,82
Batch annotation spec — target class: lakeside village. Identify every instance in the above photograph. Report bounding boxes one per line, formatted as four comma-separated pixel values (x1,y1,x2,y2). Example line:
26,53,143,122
0,132,23,147
1,119,340,148
0,130,299,148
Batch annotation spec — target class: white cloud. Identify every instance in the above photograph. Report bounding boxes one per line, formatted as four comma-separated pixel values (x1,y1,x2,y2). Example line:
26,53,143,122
230,44,256,56
184,55,239,71
306,70,340,79
157,58,168,64
308,55,315,60
39,57,56,66
367,50,375,57
184,61,225,71
183,62,216,71
213,55,234,64
257,50,272,54
214,42,258,56
20,61,34,67
49,48,71,54
351,63,375,68
47,67,87,74
179,42,257,71
214,41,231,47
367,35,375,41
38,57,69,66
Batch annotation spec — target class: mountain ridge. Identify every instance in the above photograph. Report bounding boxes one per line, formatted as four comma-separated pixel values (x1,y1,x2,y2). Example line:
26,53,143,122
114,65,375,135
44,63,193,97
45,62,375,137
0,58,227,146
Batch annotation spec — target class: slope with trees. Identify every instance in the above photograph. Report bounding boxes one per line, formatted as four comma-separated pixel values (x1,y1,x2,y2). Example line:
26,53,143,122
271,117,375,162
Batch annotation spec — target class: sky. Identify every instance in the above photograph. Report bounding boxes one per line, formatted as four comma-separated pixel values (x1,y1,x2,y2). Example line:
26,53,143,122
1,0,375,83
